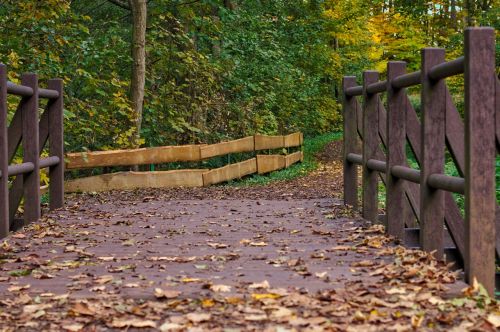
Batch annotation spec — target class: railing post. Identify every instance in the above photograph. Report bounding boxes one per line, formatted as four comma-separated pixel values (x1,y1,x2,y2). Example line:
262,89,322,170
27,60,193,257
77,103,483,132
464,27,496,295
362,71,379,222
0,65,8,237
21,73,40,223
343,76,358,209
420,48,446,259
386,62,407,239
48,79,64,210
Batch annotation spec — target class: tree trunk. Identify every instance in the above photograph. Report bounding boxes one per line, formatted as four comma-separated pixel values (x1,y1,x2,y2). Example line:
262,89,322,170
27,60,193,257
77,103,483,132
130,0,147,148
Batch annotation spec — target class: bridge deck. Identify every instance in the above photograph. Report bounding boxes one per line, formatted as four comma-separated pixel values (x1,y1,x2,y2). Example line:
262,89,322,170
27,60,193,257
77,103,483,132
0,142,494,331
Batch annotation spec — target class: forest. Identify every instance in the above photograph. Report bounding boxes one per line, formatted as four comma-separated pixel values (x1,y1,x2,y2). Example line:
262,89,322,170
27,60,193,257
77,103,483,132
0,0,498,153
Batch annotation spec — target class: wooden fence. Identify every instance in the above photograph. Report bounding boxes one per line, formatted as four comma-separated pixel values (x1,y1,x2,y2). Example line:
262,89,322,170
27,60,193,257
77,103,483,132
0,64,64,236
65,133,303,192
342,27,498,295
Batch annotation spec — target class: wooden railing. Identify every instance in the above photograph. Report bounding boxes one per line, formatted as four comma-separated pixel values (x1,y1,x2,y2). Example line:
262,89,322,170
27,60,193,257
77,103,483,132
65,133,303,192
342,28,498,295
0,64,64,237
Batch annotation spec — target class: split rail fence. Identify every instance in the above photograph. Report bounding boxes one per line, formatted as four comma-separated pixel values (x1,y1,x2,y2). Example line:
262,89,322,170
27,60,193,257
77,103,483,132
342,27,499,295
0,64,64,237
65,133,303,192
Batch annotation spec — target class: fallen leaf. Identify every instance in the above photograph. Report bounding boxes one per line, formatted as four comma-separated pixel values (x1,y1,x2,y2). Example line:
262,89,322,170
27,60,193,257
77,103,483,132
210,284,231,292
186,313,211,323
154,288,181,299
249,280,270,289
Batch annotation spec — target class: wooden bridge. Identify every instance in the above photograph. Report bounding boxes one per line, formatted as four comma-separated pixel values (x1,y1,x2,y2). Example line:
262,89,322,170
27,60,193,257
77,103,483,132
0,27,498,330
343,27,498,295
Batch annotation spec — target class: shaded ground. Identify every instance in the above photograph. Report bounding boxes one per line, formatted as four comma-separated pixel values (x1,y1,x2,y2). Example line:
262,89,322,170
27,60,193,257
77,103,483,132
0,141,499,331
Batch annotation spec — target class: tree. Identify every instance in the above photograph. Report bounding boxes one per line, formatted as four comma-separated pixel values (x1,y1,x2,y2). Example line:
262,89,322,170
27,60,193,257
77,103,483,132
107,0,147,148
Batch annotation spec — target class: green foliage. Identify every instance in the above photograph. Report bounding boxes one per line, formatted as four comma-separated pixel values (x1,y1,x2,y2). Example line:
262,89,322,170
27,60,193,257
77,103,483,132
0,0,497,153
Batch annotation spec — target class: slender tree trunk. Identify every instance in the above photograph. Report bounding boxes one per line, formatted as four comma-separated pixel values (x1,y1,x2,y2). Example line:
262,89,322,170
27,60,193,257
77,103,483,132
130,0,147,148
450,0,457,29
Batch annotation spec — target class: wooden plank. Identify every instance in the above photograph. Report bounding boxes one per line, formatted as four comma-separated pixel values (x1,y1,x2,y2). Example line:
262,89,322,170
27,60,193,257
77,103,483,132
284,133,302,148
257,155,285,174
66,145,203,169
0,65,8,237
420,48,446,259
343,76,359,209
362,71,380,222
405,98,466,257
285,151,303,167
65,170,207,193
386,61,408,239
254,134,284,150
47,79,64,210
9,108,49,225
200,136,254,159
202,158,257,186
21,73,40,223
464,28,496,295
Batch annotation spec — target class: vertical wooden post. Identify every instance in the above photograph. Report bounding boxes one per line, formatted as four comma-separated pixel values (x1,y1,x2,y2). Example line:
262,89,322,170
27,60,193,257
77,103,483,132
48,79,64,210
464,27,496,295
0,65,8,237
420,48,446,259
362,71,379,222
386,61,407,239
21,73,40,223
343,76,358,209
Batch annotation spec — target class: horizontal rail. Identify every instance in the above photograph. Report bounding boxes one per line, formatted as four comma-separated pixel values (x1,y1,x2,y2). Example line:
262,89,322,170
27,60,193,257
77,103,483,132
345,86,363,97
391,71,421,89
39,88,60,99
7,162,35,177
6,82,59,99
366,159,387,173
346,153,362,165
427,173,465,194
390,165,421,183
7,81,33,97
428,57,464,81
366,80,387,94
39,156,60,169
66,133,303,170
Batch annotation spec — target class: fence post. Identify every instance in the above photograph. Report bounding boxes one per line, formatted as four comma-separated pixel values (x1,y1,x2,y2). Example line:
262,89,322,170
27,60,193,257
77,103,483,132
420,48,446,259
362,71,379,222
21,73,40,223
386,62,407,239
0,65,8,237
464,27,496,295
48,79,64,210
343,76,358,209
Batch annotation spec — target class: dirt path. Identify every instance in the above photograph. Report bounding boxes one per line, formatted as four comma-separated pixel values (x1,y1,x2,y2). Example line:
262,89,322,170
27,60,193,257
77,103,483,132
0,141,498,331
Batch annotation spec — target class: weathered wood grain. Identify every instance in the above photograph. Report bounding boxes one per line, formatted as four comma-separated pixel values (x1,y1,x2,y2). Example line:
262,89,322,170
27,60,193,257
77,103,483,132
420,48,446,259
66,145,204,169
283,132,303,148
65,170,207,192
21,73,40,223
285,151,303,167
343,76,359,209
200,136,254,159
257,155,286,174
386,61,408,239
362,71,380,222
254,134,284,150
464,28,496,295
48,79,64,209
0,65,8,237
203,158,257,186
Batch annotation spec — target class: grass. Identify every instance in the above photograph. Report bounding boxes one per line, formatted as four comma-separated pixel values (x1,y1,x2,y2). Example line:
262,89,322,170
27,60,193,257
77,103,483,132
226,131,343,187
